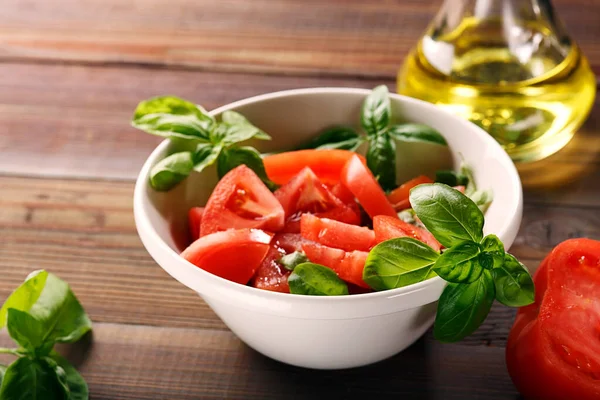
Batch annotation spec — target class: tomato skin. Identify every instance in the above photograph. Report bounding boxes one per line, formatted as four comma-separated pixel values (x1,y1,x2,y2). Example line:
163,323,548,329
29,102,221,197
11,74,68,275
340,155,397,219
506,239,600,400
181,229,273,285
188,207,205,242
300,214,375,252
251,233,311,293
387,175,433,209
274,167,360,233
264,150,366,185
373,215,442,252
329,182,355,204
200,165,284,236
302,242,370,289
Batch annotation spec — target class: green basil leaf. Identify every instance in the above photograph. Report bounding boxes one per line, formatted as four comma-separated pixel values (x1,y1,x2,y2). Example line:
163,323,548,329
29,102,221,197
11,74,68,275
1,271,91,346
216,146,277,190
397,209,416,224
433,241,483,283
366,133,397,191
481,234,505,269
387,124,447,145
132,96,214,140
211,122,270,146
460,162,477,196
363,238,440,290
0,270,48,329
6,309,53,356
434,270,495,343
435,170,468,187
288,263,349,296
470,189,494,213
193,144,221,173
149,151,194,191
492,253,535,307
49,352,88,400
278,252,308,271
410,183,485,248
220,111,271,140
0,365,6,388
298,126,361,150
361,85,391,136
0,357,69,400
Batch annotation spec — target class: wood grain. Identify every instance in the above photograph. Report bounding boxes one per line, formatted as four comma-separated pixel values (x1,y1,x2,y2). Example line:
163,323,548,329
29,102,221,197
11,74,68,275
0,323,518,400
0,0,598,77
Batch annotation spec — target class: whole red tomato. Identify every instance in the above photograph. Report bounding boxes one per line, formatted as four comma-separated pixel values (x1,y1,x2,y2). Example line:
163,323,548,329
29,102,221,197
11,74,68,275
506,238,600,400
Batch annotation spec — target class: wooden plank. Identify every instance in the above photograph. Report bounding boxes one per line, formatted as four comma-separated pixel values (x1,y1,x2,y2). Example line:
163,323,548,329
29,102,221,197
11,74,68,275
0,323,519,399
0,175,596,334
0,62,389,180
0,61,599,207
0,0,598,76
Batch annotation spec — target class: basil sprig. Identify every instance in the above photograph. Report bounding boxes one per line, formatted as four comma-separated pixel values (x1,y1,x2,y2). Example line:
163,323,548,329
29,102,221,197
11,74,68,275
298,86,447,191
365,184,534,342
0,270,91,399
132,97,275,191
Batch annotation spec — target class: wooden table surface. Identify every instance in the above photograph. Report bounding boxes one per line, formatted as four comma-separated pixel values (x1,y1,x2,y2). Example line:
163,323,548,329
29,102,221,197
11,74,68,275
0,0,599,398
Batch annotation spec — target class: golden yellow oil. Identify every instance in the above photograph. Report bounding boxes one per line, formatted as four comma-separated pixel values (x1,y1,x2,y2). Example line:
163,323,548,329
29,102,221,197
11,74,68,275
398,18,596,162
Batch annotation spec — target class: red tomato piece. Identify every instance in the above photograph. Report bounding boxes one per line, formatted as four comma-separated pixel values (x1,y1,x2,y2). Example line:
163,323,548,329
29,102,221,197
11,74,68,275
340,155,397,219
387,175,433,210
274,167,360,233
373,215,442,252
300,214,375,252
302,242,370,289
200,165,284,237
181,228,273,285
188,207,205,242
264,149,366,185
251,233,311,293
507,238,600,400
329,182,355,204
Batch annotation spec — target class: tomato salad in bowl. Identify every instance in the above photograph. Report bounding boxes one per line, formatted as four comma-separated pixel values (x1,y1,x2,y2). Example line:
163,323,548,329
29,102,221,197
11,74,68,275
133,86,525,369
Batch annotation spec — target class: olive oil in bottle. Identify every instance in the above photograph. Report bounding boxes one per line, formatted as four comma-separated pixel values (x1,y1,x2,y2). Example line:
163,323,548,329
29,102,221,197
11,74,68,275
398,0,596,162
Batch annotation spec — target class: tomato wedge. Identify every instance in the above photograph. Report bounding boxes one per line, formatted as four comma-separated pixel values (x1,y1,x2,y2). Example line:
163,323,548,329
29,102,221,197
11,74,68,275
373,215,442,251
387,175,433,210
251,233,310,293
274,167,360,232
302,242,370,289
200,165,285,236
340,155,397,219
188,207,205,242
507,239,600,400
301,214,375,252
329,182,355,204
264,149,366,185
181,228,273,284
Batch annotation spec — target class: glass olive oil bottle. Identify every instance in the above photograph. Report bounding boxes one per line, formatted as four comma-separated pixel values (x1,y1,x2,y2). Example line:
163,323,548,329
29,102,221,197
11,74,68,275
398,0,596,162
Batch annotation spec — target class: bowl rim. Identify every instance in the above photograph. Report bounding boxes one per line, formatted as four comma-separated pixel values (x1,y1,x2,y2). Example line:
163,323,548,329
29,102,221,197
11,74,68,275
134,87,523,307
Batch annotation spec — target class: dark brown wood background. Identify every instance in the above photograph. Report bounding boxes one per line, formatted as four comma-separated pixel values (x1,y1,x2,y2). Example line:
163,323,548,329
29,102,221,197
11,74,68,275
0,0,598,398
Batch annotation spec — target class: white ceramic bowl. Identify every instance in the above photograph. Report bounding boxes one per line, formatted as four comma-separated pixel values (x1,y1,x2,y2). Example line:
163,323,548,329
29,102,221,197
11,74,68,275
134,88,523,370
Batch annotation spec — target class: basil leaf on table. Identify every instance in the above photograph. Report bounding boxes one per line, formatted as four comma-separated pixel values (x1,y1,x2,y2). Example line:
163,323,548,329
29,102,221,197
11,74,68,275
433,241,483,283
361,85,391,136
49,352,88,400
0,270,48,329
288,263,349,296
0,357,68,400
366,132,397,191
434,270,495,343
387,123,447,146
492,254,535,307
410,183,484,248
6,309,53,356
132,96,214,140
363,238,440,290
278,252,308,271
216,147,277,190
149,151,195,191
220,111,271,140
